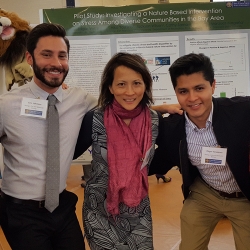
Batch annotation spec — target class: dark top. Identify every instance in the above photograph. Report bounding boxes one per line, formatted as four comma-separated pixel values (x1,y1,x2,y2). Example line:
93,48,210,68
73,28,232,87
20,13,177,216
149,96,250,200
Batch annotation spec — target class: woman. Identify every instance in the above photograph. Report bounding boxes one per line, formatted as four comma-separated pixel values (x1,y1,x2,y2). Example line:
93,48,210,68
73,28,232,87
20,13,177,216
74,52,170,249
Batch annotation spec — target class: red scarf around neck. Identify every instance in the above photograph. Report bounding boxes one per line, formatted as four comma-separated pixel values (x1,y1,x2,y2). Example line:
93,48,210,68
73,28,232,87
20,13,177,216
104,99,152,215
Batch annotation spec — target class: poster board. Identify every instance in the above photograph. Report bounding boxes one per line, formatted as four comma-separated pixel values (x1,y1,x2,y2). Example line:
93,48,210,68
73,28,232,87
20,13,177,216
40,2,250,163
40,2,250,101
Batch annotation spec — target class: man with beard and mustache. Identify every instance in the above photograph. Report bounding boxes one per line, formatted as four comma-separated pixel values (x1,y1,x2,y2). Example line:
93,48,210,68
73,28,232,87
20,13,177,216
0,23,97,249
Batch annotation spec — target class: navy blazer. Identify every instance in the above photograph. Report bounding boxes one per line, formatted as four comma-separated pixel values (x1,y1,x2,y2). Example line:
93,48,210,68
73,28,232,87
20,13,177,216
150,96,250,200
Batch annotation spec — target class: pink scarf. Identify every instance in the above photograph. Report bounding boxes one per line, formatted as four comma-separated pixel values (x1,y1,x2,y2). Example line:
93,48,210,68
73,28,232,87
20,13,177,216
104,100,152,215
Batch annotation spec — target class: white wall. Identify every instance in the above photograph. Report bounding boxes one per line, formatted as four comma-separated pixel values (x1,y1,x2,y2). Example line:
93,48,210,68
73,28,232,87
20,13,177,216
75,0,209,7
75,0,158,6
0,0,64,24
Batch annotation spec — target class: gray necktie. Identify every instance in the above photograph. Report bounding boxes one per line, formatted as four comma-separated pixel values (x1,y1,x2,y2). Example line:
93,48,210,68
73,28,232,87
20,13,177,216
45,95,60,212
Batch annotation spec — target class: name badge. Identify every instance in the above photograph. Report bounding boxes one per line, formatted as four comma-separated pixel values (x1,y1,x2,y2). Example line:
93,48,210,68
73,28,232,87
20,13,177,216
141,145,154,170
201,146,227,166
20,98,48,119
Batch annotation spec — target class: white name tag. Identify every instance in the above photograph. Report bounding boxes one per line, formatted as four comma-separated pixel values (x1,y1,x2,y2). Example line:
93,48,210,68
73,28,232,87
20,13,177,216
201,146,227,166
20,98,48,119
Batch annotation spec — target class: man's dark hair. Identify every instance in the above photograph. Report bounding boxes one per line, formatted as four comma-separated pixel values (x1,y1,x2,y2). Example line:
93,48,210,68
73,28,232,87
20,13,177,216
169,53,214,89
26,23,70,56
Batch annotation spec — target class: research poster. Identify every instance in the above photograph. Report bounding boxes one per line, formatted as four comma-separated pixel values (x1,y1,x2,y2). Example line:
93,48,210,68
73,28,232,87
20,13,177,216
40,2,250,163
185,33,249,97
66,39,111,97
41,2,250,104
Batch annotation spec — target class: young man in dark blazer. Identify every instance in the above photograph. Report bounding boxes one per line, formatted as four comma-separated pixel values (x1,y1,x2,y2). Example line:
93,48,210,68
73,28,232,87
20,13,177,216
150,53,250,250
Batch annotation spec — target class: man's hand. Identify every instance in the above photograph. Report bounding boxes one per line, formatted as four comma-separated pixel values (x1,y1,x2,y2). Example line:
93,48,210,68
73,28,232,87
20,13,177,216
151,103,183,115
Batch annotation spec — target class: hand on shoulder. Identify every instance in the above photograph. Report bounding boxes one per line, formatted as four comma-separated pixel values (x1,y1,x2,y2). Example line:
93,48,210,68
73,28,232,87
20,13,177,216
151,103,183,115
62,82,69,89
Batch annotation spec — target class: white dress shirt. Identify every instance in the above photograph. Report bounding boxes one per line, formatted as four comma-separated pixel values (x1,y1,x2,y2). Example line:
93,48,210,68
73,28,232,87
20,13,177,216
0,80,97,200
185,105,241,193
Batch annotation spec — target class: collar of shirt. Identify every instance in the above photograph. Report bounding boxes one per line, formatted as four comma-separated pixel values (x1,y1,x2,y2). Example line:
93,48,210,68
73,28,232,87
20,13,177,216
184,103,214,131
29,79,63,103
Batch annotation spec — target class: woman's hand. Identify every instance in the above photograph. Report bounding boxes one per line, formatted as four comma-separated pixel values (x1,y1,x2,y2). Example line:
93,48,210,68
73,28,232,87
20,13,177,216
62,82,69,90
